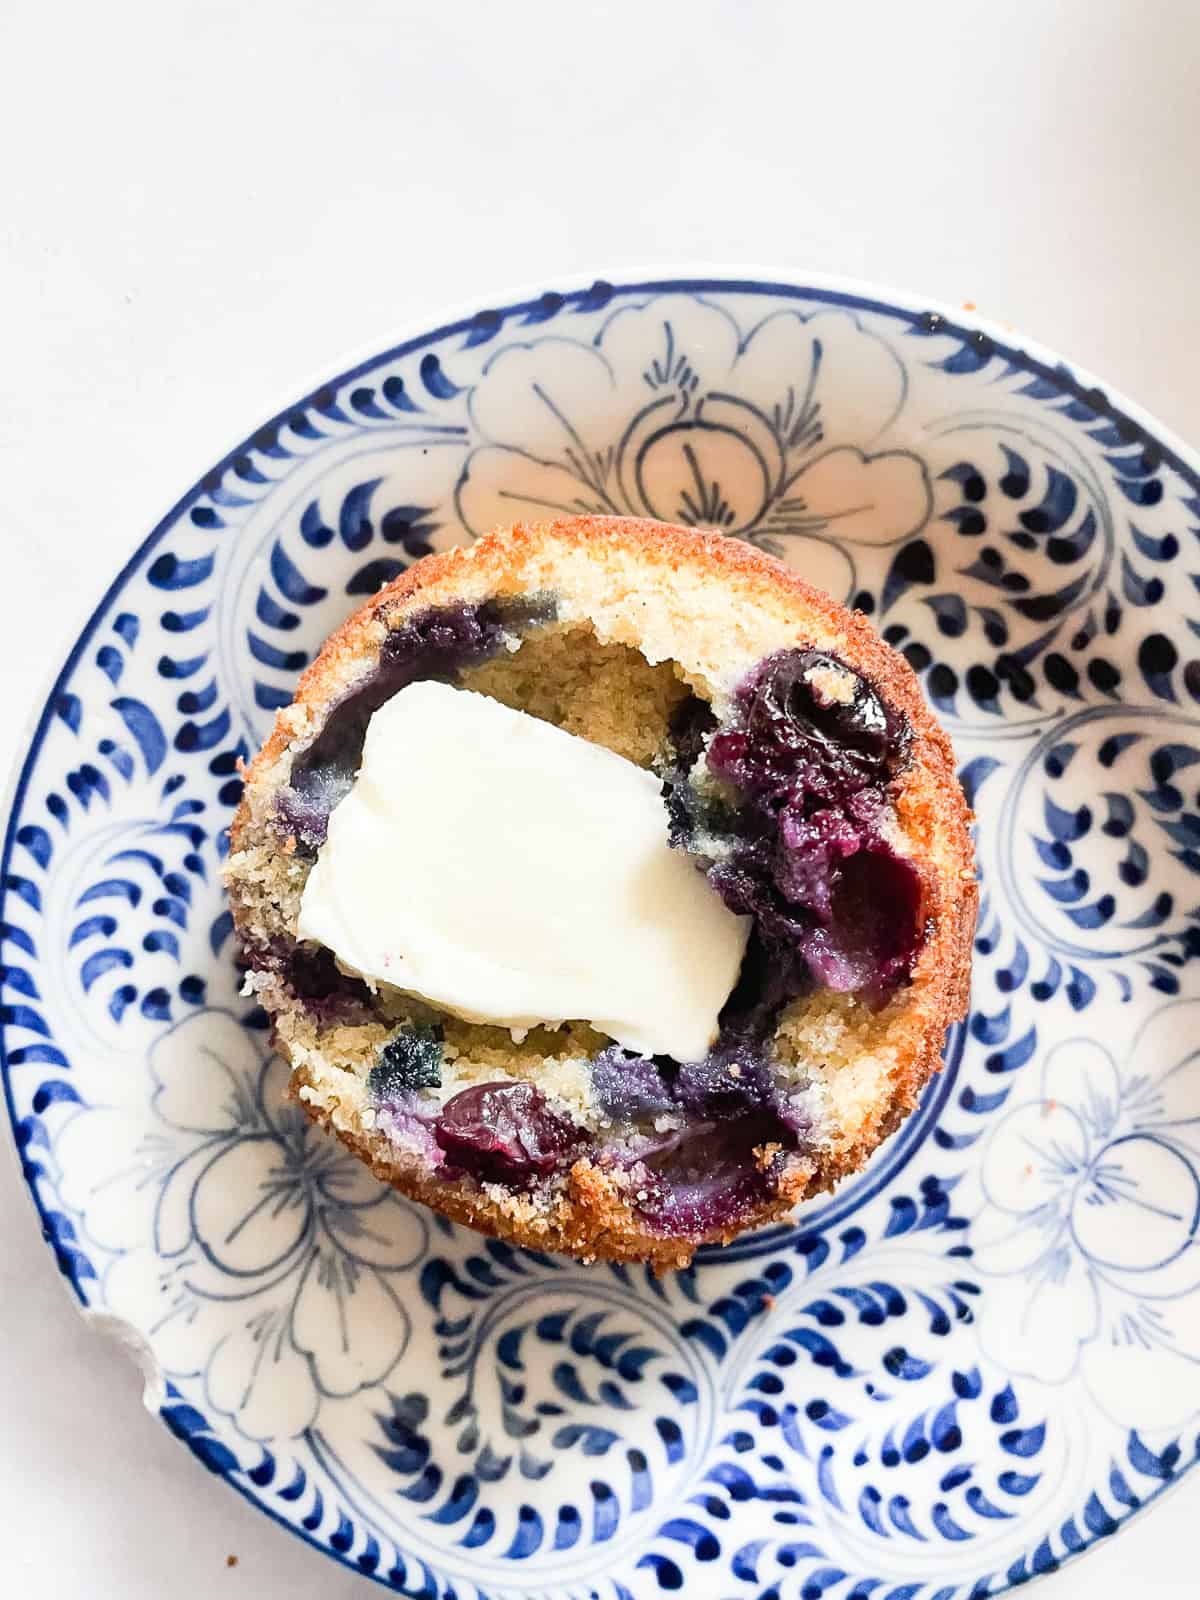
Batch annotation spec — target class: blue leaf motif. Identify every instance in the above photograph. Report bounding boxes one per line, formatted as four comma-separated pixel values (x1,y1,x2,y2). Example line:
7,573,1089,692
958,756,1001,809
347,558,407,596
247,633,307,672
270,540,327,605
148,552,215,590
80,948,134,990
339,479,382,551
1127,1431,1181,1480
420,353,462,400
111,698,167,775
1043,794,1092,842
551,1423,619,1456
1000,1423,1046,1458
299,499,334,547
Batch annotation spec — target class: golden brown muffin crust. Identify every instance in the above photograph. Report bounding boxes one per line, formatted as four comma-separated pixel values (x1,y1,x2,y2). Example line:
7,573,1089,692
228,516,977,1268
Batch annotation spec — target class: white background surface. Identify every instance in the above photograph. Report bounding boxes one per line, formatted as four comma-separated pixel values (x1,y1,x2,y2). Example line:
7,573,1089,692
2,1,1198,1593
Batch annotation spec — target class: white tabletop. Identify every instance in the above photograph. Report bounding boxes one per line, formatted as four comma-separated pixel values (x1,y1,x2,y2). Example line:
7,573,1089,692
2,1,1198,1593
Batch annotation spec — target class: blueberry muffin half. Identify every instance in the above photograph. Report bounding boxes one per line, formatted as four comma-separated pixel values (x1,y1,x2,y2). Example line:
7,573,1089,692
225,515,976,1270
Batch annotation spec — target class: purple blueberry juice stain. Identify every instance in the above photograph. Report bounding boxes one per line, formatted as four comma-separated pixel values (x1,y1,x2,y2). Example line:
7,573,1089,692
628,1121,781,1235
592,1035,812,1235
673,1038,778,1120
590,1051,676,1121
277,594,556,850
375,1100,444,1169
248,939,377,1022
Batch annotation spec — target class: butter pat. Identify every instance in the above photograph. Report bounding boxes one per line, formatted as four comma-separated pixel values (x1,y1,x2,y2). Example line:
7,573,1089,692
296,681,750,1060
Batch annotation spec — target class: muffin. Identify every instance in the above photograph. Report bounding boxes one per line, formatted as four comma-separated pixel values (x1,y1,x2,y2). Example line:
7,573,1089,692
225,515,976,1270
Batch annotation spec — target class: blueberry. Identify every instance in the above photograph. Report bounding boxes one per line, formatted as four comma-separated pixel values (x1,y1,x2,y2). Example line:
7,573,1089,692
746,649,895,765
669,647,922,1011
369,1024,443,1098
434,1081,585,1187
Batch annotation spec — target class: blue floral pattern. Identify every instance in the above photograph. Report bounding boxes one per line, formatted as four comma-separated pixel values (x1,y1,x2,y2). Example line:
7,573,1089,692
970,1004,1200,1428
455,302,932,578
57,1012,427,1440
5,275,1200,1596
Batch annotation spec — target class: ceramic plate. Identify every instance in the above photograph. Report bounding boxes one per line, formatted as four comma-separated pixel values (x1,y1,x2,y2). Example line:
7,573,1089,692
6,273,1200,1598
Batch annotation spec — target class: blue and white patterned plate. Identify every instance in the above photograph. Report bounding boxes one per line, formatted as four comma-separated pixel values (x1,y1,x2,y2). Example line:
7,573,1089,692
6,273,1200,1596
